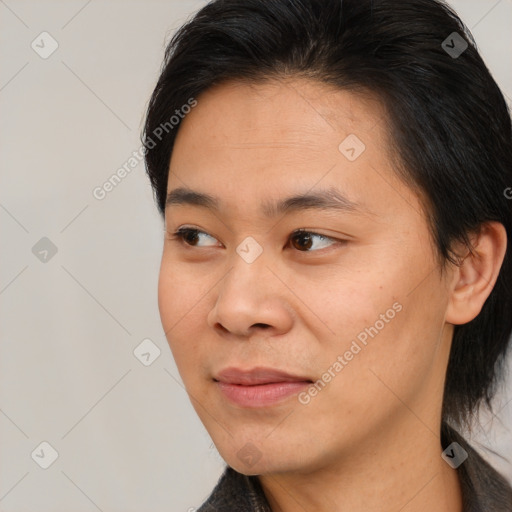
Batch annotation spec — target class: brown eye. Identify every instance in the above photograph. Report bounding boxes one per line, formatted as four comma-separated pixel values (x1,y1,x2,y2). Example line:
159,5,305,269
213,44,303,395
173,228,219,247
289,230,337,252
181,229,200,245
290,231,314,251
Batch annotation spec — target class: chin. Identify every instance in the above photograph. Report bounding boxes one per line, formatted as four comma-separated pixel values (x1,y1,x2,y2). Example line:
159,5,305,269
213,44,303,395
215,440,304,476
226,456,284,476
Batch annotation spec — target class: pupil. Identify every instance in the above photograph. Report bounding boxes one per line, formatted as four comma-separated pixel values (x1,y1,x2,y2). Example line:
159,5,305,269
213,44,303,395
294,233,312,250
185,230,199,245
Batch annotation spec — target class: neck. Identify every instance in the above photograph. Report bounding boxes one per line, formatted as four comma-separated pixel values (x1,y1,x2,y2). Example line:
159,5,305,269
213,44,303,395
258,418,463,512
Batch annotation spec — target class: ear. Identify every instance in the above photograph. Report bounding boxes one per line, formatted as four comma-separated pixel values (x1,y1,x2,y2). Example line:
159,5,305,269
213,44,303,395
446,222,507,325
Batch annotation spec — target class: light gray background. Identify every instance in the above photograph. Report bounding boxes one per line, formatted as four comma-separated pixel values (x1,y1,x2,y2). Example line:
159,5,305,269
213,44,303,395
1,1,511,511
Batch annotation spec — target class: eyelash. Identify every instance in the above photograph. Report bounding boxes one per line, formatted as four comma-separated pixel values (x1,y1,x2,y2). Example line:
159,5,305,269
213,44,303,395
168,227,345,253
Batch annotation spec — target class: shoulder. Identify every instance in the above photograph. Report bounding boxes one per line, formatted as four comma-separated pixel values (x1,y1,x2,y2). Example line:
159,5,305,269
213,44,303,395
442,422,512,512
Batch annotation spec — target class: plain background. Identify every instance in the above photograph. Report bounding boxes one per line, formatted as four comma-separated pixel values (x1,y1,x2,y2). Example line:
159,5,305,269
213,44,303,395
0,1,511,510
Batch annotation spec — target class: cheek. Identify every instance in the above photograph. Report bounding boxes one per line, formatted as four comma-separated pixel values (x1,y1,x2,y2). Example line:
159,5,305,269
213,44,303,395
157,261,179,337
296,263,397,341
158,254,211,329
309,250,447,384
323,276,447,416
157,258,207,366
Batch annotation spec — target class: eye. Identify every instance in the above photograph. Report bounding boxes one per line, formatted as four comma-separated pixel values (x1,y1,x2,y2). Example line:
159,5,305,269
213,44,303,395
170,226,341,253
288,229,338,252
170,227,220,247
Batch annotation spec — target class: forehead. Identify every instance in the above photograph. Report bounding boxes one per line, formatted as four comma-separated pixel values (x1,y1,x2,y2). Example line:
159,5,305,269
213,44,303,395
167,77,420,222
173,77,388,152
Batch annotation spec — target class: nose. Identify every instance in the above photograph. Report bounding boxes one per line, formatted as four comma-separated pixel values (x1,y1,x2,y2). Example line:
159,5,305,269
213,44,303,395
207,250,294,339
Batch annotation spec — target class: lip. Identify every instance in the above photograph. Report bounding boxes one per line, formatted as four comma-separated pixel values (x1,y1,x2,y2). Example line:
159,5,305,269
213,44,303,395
214,367,312,408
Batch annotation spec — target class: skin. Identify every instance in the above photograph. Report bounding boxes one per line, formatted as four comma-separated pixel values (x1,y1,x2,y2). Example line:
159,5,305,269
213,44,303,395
157,78,507,512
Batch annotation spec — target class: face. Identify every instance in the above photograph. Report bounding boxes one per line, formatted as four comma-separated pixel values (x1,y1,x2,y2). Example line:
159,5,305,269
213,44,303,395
158,78,455,475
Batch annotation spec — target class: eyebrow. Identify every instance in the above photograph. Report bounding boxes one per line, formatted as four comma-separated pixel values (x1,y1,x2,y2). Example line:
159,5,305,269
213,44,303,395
165,186,368,217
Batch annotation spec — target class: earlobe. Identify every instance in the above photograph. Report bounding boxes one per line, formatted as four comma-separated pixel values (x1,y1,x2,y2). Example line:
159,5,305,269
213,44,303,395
445,222,507,325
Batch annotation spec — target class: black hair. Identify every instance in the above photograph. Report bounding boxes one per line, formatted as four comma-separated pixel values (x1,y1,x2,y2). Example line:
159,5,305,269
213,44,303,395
142,0,512,430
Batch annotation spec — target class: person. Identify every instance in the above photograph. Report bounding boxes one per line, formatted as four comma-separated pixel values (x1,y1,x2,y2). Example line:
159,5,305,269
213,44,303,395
142,0,512,510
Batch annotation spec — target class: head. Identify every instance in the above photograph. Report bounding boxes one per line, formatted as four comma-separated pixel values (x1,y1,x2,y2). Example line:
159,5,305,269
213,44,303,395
143,0,512,475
